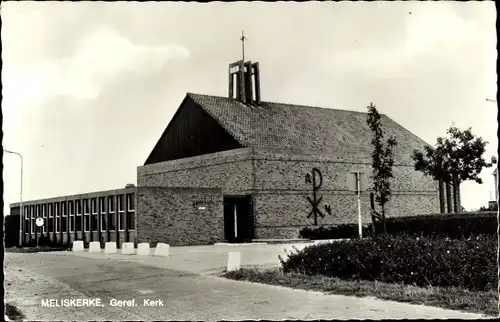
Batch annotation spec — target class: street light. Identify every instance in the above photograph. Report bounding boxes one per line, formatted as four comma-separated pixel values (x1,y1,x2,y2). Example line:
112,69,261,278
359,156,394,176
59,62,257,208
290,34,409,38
4,149,23,246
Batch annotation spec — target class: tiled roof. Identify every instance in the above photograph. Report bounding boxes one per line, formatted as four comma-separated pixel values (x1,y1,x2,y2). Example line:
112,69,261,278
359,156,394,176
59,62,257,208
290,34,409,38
187,93,430,164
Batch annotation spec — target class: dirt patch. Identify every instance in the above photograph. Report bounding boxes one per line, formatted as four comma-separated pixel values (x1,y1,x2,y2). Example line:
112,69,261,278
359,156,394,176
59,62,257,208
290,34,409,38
6,247,70,253
4,253,103,320
5,303,25,320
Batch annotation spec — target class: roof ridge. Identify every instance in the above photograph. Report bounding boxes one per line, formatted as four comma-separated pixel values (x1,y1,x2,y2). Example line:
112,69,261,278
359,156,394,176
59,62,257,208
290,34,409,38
187,92,374,115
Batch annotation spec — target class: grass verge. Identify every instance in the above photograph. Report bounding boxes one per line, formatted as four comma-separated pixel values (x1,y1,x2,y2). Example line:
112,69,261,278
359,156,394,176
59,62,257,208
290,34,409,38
6,303,25,320
221,268,497,317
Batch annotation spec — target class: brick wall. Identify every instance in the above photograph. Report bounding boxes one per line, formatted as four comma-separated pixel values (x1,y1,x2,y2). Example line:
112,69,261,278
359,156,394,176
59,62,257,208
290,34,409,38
252,148,439,239
138,148,253,194
136,186,223,246
137,147,439,242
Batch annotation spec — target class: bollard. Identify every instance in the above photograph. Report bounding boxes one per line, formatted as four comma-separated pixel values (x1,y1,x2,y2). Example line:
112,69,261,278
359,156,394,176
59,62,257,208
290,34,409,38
72,241,84,252
227,251,241,272
154,243,170,257
88,241,101,253
137,243,151,256
121,242,135,255
104,242,117,254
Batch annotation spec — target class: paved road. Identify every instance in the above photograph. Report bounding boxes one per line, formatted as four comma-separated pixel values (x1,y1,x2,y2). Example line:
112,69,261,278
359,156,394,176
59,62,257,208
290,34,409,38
5,247,488,320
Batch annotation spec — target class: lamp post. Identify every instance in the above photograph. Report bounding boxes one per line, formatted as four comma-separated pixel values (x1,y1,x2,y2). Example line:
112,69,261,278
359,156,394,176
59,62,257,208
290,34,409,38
4,149,23,246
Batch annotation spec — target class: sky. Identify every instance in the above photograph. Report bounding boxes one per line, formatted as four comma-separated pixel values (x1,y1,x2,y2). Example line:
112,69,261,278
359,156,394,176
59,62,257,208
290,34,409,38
2,1,498,216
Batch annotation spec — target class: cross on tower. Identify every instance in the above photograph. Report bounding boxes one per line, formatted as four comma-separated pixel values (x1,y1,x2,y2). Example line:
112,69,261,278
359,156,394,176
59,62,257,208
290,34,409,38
240,30,247,62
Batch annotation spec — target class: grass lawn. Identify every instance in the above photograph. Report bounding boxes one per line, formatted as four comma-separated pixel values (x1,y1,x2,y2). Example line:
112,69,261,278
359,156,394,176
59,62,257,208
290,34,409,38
6,303,25,320
6,246,70,253
221,268,498,317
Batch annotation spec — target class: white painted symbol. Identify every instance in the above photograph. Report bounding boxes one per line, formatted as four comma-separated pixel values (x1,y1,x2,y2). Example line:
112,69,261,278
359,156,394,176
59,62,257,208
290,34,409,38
35,217,44,227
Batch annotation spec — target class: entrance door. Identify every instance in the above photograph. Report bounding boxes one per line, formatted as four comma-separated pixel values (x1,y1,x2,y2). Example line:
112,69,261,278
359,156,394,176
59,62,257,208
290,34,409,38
223,196,254,243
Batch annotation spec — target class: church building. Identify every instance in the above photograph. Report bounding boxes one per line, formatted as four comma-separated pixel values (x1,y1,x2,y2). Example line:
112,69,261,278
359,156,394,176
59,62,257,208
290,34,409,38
135,59,439,245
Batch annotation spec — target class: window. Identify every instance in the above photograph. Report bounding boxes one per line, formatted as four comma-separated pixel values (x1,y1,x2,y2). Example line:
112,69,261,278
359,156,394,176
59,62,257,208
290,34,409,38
69,214,75,232
40,205,46,233
61,202,67,233
24,206,28,219
83,199,90,214
118,195,124,212
118,195,125,231
127,212,135,231
30,211,35,233
48,204,53,217
91,198,97,214
75,214,82,232
24,219,29,233
55,203,59,233
48,214,54,233
108,213,116,231
127,194,135,211
108,196,116,231
108,196,115,212
76,200,82,215
126,194,135,231
100,213,107,231
35,205,40,219
99,197,105,213
91,214,98,232
69,200,74,215
76,200,82,232
118,212,126,231
62,216,67,233
84,214,90,232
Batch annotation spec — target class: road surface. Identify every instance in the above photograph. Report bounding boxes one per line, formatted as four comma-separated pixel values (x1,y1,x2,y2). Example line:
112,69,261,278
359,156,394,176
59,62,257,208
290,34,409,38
5,247,488,320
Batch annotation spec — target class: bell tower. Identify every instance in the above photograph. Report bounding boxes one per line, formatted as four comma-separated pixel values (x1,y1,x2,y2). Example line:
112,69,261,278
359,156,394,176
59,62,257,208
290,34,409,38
228,31,261,105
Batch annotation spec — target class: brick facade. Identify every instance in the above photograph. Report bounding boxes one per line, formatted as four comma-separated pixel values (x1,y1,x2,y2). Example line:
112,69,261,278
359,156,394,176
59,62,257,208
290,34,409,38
136,187,223,246
137,147,439,243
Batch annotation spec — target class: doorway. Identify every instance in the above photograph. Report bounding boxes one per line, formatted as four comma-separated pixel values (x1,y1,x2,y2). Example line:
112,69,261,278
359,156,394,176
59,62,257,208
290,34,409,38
223,196,254,243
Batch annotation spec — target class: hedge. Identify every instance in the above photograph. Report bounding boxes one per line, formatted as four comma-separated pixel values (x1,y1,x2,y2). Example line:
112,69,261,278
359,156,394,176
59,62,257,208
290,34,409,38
300,224,370,240
300,211,497,240
279,233,497,291
373,211,497,238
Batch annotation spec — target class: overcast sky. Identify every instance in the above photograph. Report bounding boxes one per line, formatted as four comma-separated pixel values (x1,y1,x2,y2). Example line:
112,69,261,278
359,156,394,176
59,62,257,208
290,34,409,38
2,1,497,215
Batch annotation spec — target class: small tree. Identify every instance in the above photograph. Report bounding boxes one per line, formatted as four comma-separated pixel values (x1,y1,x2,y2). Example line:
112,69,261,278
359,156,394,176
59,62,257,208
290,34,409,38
366,103,397,234
412,126,497,212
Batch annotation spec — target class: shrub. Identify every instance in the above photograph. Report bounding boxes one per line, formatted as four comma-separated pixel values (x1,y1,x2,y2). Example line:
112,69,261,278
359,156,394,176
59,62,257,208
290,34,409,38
300,225,372,240
279,233,496,291
376,211,497,238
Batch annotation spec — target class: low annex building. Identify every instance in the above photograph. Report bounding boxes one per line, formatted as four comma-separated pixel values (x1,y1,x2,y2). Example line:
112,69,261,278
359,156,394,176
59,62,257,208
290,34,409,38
11,186,137,248
11,59,439,247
